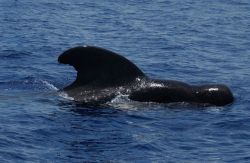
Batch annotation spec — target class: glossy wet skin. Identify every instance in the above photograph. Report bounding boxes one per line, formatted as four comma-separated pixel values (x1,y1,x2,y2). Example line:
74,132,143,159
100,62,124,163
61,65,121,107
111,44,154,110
130,79,234,106
59,46,234,106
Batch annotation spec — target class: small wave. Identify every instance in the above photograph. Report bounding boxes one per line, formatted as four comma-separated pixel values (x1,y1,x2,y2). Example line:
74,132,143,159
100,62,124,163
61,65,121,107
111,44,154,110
1,50,31,59
0,77,60,92
108,94,132,109
107,94,148,110
41,80,59,91
110,94,130,103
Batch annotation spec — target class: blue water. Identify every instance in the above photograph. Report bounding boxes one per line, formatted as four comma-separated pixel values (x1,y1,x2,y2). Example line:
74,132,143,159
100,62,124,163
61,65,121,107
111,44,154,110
1,0,250,162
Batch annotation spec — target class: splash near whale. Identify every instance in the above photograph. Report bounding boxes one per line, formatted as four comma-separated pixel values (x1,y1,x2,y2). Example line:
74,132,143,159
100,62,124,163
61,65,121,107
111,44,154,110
58,46,234,106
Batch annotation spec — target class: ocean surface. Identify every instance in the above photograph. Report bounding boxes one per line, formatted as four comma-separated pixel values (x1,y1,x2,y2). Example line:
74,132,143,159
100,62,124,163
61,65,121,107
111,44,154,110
1,0,250,162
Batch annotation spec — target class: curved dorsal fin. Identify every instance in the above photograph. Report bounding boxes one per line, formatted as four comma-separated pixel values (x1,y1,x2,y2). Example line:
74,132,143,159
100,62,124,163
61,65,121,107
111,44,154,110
58,46,145,89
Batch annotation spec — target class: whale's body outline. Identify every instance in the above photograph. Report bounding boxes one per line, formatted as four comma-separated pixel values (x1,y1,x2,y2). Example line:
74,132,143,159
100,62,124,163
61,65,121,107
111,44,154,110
58,46,234,106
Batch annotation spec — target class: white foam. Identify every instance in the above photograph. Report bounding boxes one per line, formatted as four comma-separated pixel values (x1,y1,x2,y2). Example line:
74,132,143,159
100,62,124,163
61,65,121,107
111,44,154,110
110,94,129,103
59,92,74,100
42,81,59,91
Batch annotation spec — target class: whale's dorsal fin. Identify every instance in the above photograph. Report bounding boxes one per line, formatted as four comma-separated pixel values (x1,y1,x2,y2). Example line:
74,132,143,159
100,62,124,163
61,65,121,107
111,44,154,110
58,46,145,89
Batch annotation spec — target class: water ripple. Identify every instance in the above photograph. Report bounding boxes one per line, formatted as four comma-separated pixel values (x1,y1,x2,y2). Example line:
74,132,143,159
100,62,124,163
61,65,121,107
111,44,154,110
1,0,250,162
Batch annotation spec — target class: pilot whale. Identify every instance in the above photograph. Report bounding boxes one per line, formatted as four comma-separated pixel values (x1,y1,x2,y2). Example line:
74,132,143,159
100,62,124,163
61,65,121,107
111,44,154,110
58,46,234,106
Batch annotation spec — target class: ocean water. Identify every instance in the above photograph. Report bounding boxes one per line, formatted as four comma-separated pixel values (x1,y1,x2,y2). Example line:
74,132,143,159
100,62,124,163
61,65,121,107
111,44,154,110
1,0,250,162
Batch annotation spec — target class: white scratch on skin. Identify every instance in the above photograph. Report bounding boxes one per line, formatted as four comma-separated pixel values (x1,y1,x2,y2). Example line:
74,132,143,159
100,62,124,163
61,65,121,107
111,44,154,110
208,88,219,91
